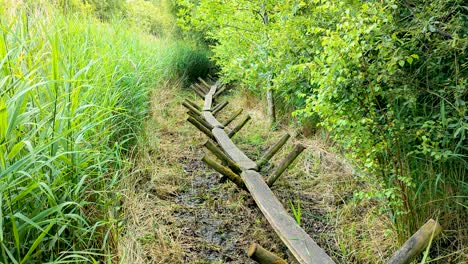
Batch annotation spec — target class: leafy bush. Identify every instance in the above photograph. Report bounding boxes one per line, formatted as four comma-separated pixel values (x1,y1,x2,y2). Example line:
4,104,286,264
176,0,467,259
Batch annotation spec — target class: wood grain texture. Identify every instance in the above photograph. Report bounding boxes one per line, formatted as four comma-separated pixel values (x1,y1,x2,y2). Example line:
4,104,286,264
203,111,224,128
212,128,257,170
242,170,335,264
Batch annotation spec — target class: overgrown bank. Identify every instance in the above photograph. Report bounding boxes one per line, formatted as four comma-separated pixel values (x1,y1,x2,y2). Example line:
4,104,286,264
0,0,211,262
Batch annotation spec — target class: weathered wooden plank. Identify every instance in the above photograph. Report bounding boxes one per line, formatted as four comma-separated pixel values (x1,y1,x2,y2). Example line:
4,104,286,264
241,170,335,264
212,128,257,170
203,93,213,111
388,219,442,264
203,111,224,128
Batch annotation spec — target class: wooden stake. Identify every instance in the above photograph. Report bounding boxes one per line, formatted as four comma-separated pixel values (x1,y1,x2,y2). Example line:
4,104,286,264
190,85,205,99
198,77,211,90
195,83,209,94
214,84,228,97
182,101,201,116
267,144,305,187
202,155,247,190
185,99,201,111
257,133,291,169
228,115,251,138
187,117,214,140
388,219,442,264
212,101,229,115
187,110,213,130
248,243,287,264
222,109,243,126
204,141,242,174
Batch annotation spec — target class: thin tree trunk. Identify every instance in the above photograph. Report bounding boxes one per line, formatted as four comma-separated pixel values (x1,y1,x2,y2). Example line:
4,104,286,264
266,89,276,126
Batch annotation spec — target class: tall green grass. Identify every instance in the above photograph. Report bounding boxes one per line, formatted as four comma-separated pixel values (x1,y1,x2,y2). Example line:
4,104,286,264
0,2,210,262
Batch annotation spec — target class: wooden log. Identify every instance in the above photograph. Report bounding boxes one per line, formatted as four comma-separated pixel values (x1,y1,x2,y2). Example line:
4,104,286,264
257,133,291,169
198,77,212,90
214,84,228,97
267,144,305,187
388,219,442,264
187,117,215,140
248,243,287,264
222,109,243,126
202,155,247,190
204,141,242,174
182,102,201,116
212,101,229,115
202,111,224,128
188,111,214,130
196,83,210,94
190,85,205,99
228,115,252,138
241,170,335,264
185,99,201,111
212,128,258,170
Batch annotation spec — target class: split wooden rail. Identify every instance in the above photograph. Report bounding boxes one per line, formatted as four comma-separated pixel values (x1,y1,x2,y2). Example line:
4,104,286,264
184,79,443,264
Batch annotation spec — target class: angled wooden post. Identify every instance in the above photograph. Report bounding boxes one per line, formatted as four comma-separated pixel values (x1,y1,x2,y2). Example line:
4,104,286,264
187,117,215,140
195,83,209,94
182,101,201,116
185,99,201,111
190,85,205,99
187,111,213,130
228,115,251,138
257,133,291,170
198,77,211,90
388,219,442,264
204,140,242,174
212,101,229,115
248,243,287,264
214,84,228,97
267,144,305,187
222,109,243,126
202,155,247,190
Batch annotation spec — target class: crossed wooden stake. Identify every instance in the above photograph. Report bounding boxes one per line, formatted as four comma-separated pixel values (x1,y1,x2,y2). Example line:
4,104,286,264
183,79,443,264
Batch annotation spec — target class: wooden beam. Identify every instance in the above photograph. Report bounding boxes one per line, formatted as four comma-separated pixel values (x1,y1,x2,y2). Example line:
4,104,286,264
228,115,251,138
187,111,213,130
202,111,224,128
195,83,209,94
257,133,291,169
202,155,247,190
267,144,305,187
203,93,213,111
214,84,228,97
182,101,201,116
388,219,442,264
248,243,287,264
190,85,205,99
185,99,201,111
198,77,211,90
212,128,257,170
242,170,335,264
222,109,243,126
212,101,229,115
187,117,214,140
204,140,242,174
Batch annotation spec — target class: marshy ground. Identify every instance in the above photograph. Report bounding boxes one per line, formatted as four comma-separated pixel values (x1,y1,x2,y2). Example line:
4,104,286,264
118,81,393,263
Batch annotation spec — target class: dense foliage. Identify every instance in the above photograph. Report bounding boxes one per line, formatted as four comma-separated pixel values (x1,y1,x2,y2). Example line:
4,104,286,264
0,0,210,262
176,0,467,258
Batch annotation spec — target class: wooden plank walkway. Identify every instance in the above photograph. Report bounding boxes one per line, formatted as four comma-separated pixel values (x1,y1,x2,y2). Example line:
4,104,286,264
197,81,335,264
